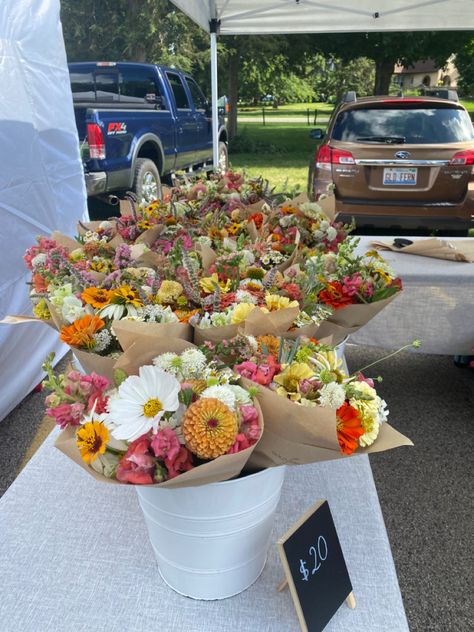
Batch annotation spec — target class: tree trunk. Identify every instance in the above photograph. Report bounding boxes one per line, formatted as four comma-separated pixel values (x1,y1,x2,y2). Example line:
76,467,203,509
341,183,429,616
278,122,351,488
373,59,395,95
227,50,239,140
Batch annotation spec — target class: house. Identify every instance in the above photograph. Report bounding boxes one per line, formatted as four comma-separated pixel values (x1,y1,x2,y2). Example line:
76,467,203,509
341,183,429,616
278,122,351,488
393,56,458,90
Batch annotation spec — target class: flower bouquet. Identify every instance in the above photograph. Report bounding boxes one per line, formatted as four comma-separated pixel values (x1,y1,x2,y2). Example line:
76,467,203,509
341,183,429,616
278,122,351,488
46,336,263,489
201,334,413,468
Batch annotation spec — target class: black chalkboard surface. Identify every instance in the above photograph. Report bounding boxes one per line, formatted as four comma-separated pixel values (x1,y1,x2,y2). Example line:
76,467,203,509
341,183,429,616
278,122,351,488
277,500,353,632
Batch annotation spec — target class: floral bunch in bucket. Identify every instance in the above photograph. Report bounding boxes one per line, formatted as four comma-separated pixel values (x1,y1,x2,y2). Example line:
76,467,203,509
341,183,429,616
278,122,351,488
43,342,263,487
201,334,415,467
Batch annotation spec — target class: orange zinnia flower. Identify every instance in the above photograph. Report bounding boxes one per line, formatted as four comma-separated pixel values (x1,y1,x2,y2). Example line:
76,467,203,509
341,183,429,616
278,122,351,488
32,273,48,294
175,308,200,323
319,281,355,310
82,287,112,309
336,402,365,455
60,314,105,349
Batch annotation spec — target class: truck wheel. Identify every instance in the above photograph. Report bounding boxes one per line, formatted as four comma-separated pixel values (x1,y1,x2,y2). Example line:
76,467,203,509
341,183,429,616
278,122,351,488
218,142,229,172
133,158,161,204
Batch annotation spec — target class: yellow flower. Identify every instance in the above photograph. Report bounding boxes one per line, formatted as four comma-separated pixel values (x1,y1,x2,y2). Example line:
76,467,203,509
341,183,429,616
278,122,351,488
200,273,231,294
349,381,379,433
273,362,315,400
68,248,86,262
33,298,51,321
76,421,109,464
138,220,152,231
90,258,110,273
156,280,183,304
265,293,299,311
182,398,238,459
231,302,257,324
373,268,392,284
110,285,143,307
227,222,242,235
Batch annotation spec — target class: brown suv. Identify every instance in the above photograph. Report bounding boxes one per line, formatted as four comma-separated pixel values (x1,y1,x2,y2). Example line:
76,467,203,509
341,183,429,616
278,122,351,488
308,94,474,234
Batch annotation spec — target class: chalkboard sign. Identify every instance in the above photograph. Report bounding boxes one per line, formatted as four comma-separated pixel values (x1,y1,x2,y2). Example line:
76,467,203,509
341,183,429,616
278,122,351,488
277,500,354,632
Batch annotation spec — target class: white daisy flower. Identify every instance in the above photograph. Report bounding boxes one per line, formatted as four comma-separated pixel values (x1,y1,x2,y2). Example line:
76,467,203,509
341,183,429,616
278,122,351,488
377,398,389,423
107,365,180,441
318,382,346,409
201,385,236,411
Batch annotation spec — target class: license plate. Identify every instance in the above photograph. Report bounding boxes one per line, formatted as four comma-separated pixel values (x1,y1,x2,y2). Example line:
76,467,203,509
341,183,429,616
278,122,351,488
383,167,417,185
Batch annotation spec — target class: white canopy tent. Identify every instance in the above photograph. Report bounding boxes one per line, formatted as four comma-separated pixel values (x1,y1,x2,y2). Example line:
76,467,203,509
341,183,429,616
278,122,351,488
0,0,87,420
170,0,474,166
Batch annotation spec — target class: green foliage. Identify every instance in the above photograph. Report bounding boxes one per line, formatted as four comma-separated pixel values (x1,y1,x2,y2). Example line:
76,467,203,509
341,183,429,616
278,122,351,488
456,42,474,97
229,127,284,154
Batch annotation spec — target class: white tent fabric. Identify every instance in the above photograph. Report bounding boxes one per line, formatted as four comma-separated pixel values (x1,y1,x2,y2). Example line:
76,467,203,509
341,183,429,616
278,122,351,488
0,0,87,421
171,0,474,34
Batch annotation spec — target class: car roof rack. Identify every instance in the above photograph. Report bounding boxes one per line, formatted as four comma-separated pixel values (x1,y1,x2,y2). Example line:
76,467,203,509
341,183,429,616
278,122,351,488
422,88,459,102
341,91,357,103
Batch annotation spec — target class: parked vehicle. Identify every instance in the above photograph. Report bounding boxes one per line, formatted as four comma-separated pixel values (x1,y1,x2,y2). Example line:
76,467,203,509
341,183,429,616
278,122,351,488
69,62,228,204
308,92,474,234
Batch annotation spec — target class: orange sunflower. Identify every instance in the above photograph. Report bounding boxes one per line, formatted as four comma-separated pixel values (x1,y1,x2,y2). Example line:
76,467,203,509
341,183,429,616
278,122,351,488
82,287,112,309
60,314,105,349
336,402,365,455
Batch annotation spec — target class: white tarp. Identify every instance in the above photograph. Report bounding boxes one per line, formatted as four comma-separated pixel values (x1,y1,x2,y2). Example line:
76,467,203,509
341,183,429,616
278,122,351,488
0,0,87,421
171,0,474,34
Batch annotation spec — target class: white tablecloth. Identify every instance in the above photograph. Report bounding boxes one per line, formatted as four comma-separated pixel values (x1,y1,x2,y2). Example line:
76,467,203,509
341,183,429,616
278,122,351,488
0,430,409,632
351,236,474,354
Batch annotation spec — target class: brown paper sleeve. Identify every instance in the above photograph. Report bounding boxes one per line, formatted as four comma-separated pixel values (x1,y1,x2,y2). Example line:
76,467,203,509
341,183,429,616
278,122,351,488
322,294,399,329
112,319,192,352
316,192,336,221
192,323,240,346
1,314,57,330
54,396,264,489
243,306,300,337
71,349,119,381
113,336,196,375
196,244,218,272
136,225,163,247
372,238,474,263
51,231,78,252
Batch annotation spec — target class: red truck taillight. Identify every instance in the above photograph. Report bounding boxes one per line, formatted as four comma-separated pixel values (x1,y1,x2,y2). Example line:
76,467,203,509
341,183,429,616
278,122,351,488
315,145,355,171
87,123,106,159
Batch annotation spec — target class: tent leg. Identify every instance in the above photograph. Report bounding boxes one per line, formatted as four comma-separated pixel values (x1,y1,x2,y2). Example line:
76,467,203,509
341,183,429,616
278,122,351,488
210,30,219,171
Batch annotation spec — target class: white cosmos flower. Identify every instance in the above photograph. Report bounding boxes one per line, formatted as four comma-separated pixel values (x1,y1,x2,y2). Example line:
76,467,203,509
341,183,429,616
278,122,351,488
107,365,180,441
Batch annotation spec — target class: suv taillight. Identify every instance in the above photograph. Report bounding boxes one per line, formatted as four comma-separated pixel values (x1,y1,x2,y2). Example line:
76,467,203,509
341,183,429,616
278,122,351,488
87,123,105,159
315,145,355,171
448,149,474,166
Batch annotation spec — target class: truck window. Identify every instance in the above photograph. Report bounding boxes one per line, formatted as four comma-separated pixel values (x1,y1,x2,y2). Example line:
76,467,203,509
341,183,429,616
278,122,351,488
70,71,95,101
95,73,119,102
185,77,207,112
119,67,165,107
166,72,191,110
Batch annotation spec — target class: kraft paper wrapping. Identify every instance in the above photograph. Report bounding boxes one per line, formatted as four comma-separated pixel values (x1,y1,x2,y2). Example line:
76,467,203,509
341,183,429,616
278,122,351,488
372,238,474,263
243,306,300,337
0,314,58,332
71,349,118,382
54,336,264,489
112,319,193,352
136,225,163,247
242,378,413,469
312,294,400,344
193,323,240,346
50,231,78,252
195,243,217,272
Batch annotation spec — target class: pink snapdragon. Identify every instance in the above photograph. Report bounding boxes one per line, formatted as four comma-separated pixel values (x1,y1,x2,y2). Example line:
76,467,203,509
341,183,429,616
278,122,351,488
151,427,181,462
165,446,194,479
116,434,156,485
47,402,84,428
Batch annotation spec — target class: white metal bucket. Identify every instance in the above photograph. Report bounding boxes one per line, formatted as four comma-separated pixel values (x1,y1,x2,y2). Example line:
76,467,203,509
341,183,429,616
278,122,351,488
136,465,286,600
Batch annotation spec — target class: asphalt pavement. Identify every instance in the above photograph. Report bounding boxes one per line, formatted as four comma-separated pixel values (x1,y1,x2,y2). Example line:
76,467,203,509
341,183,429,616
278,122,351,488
0,346,472,632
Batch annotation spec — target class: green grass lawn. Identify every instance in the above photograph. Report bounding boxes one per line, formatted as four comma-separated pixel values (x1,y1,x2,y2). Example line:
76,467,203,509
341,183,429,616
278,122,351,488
229,123,322,192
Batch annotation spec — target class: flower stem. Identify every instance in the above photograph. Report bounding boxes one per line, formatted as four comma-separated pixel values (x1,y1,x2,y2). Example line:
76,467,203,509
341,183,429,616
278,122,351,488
355,342,420,374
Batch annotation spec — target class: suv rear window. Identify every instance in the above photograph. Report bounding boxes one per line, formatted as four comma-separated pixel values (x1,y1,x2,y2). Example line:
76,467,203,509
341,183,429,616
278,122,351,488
332,106,474,144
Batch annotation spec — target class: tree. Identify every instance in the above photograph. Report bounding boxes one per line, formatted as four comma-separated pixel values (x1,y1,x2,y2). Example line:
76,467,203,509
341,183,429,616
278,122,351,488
300,31,472,95
455,40,474,96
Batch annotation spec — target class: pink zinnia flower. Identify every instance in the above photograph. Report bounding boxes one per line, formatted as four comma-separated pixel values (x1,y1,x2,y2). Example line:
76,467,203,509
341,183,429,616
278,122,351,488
234,361,258,381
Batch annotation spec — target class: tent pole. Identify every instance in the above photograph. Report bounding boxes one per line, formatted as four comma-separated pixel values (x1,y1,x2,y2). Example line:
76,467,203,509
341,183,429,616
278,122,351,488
210,23,219,170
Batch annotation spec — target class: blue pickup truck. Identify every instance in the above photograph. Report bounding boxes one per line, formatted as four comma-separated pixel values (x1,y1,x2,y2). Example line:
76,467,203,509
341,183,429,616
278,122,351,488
69,62,228,203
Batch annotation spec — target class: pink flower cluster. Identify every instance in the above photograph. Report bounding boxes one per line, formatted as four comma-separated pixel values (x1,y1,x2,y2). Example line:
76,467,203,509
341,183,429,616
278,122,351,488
116,428,193,485
227,404,261,454
235,356,280,386
342,273,374,299
45,370,110,429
